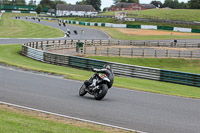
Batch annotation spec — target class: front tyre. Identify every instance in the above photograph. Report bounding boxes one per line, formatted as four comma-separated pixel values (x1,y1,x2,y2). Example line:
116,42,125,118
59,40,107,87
79,84,87,96
94,84,108,100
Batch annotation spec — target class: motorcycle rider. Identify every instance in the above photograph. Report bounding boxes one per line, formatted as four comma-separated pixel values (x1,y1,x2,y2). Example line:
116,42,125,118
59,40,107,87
88,64,114,90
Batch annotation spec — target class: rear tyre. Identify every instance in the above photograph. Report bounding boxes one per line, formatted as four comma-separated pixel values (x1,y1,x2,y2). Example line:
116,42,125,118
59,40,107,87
79,84,87,96
94,84,108,100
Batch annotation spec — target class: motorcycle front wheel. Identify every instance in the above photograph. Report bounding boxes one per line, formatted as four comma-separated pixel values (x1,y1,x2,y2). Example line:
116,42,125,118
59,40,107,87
79,84,87,96
94,84,108,100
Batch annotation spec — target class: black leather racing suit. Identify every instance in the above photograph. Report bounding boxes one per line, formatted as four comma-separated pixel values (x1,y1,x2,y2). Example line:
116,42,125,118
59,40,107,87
92,68,114,88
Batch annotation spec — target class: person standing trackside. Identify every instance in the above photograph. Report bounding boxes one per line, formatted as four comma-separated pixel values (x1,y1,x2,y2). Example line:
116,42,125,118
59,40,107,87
174,38,177,47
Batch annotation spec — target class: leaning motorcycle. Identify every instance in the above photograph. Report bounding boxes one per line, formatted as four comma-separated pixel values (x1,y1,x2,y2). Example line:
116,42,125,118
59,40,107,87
79,72,110,100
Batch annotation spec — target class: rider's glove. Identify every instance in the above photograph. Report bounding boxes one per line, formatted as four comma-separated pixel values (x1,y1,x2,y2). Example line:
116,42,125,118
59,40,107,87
91,68,97,72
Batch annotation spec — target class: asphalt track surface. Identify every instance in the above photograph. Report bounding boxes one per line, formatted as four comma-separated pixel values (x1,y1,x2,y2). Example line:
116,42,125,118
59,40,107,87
1,66,200,133
1,17,200,133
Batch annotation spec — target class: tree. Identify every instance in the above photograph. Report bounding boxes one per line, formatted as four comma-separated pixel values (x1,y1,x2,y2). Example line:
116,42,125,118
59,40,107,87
113,0,120,4
39,0,66,9
87,0,101,11
150,1,163,8
103,7,108,11
113,0,139,4
163,0,174,8
188,0,200,9
52,0,66,9
28,0,36,5
36,4,42,14
39,0,54,9
77,0,101,11
128,0,139,3
179,2,187,9
11,0,26,5
76,0,87,5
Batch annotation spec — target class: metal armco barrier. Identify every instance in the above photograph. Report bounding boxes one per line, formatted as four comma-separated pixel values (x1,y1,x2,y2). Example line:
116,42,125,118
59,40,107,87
22,41,200,87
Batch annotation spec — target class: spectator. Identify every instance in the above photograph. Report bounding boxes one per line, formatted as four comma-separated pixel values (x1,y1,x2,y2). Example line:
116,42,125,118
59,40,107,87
81,30,84,34
58,21,61,26
38,18,40,22
26,16,28,19
63,22,66,27
174,38,177,47
73,30,78,35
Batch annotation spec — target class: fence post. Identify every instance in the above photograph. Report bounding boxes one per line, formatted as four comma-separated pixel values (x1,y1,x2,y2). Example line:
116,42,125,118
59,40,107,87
36,42,38,49
166,50,169,57
95,47,98,55
119,48,122,56
191,51,193,58
179,50,181,58
143,49,145,57
100,40,102,45
107,48,109,56
155,50,157,57
84,47,87,55
131,49,133,57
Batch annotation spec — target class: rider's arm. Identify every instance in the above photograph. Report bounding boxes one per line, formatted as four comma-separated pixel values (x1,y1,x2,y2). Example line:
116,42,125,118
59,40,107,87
92,68,107,73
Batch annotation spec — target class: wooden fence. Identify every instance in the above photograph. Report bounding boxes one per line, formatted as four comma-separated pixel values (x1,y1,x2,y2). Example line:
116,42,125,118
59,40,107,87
84,47,200,59
25,39,200,50
22,40,200,87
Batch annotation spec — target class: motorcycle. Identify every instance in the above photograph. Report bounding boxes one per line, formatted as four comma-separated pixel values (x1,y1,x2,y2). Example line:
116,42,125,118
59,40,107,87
79,72,110,100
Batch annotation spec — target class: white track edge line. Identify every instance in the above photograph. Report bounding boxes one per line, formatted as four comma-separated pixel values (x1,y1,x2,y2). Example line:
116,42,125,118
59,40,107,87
0,101,146,133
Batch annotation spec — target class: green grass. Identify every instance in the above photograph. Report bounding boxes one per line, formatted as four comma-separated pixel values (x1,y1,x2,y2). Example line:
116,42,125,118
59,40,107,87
91,26,200,40
0,108,105,133
0,13,64,38
0,44,200,99
99,9,200,21
88,56,200,74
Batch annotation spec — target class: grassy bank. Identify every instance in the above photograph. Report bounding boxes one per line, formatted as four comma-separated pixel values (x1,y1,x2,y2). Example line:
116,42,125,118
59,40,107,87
99,9,200,22
0,104,126,133
88,56,200,74
0,13,64,38
0,44,200,99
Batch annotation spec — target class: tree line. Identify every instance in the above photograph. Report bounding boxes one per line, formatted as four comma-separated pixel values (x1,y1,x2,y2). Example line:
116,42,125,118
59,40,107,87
0,0,199,12
113,0,200,9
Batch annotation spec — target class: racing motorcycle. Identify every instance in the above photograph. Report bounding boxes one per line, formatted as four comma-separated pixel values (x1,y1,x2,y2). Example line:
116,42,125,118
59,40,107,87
79,72,110,100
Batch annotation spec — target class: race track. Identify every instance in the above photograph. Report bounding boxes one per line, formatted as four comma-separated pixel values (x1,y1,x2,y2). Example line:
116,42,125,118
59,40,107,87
1,17,200,133
0,66,200,133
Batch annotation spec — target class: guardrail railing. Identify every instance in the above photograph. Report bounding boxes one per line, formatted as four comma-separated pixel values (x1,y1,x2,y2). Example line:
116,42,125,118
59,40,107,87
22,40,200,87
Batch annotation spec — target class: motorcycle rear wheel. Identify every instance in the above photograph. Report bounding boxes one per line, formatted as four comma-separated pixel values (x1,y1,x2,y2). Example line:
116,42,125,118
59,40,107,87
79,84,87,96
94,84,108,100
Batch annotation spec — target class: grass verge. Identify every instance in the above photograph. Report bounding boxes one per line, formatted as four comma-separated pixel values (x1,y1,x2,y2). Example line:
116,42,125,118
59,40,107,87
0,13,64,38
98,9,200,22
0,44,200,99
0,104,129,133
88,56,200,74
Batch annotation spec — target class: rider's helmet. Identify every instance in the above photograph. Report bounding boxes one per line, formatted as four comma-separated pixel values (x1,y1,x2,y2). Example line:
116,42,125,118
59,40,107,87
103,64,111,69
